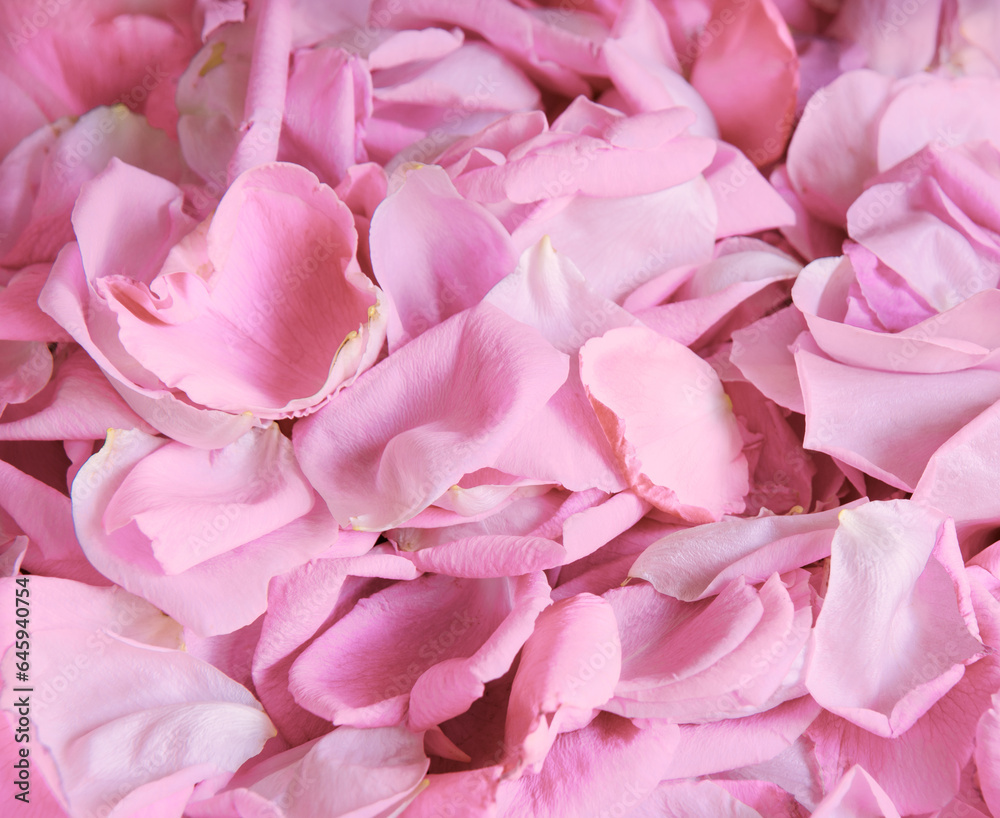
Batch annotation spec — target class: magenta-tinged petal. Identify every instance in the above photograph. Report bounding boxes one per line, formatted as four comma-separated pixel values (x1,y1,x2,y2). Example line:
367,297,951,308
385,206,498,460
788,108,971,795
0,265,67,342
400,767,501,818
504,593,621,778
628,501,860,601
607,572,811,722
0,339,51,409
279,47,370,188
187,726,428,818
294,302,568,531
807,501,983,737
72,428,343,636
288,572,550,729
562,490,652,564
0,458,106,585
580,325,748,523
407,572,550,731
639,780,765,817
811,766,901,818
370,164,517,350
251,549,404,745
405,535,567,578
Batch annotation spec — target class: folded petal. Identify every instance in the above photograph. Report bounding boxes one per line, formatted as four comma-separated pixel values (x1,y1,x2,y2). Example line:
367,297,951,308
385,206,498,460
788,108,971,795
294,302,568,531
628,501,860,601
187,726,428,818
288,572,550,729
580,325,748,522
73,427,343,636
504,593,621,777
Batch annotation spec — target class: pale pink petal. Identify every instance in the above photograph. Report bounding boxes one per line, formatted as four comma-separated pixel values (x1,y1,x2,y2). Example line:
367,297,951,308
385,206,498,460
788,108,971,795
0,108,185,269
689,0,798,166
72,427,344,636
580,325,748,523
503,593,621,778
494,712,680,818
0,578,271,818
786,69,894,226
876,75,1000,174
806,566,1000,814
294,302,568,531
370,165,517,350
730,305,808,414
0,348,156,442
917,399,1000,554
806,501,982,737
796,347,1000,490
703,142,795,237
829,0,943,76
660,695,822,779
288,572,550,729
628,501,859,601
485,237,634,492
187,726,428,818
811,766,901,818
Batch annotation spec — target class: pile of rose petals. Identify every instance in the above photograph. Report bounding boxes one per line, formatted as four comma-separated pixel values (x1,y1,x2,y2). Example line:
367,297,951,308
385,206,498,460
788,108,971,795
5,0,1000,815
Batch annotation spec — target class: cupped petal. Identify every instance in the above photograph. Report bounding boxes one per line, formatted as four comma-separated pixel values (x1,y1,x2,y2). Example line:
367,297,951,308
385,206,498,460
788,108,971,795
108,162,386,418
580,325,748,523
